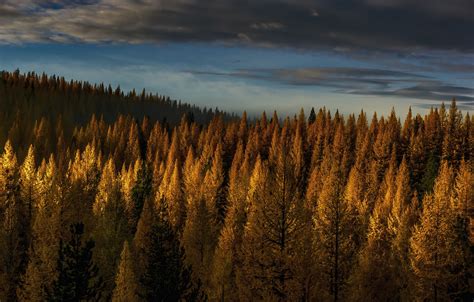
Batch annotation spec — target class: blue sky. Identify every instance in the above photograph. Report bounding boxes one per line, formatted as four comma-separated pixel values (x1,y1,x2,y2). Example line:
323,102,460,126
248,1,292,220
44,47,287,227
1,0,473,116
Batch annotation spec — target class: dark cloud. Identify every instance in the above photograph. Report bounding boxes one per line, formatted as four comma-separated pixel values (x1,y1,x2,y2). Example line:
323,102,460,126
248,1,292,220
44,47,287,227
353,84,474,103
187,67,429,89
431,63,474,73
1,0,473,52
187,67,474,107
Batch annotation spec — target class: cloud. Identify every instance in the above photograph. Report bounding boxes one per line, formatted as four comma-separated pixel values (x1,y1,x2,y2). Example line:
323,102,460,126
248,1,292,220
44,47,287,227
0,0,473,52
187,67,429,88
186,66,474,107
250,22,285,31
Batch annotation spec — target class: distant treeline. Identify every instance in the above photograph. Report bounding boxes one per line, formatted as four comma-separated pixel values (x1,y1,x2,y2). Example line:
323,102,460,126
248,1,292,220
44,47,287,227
0,70,234,155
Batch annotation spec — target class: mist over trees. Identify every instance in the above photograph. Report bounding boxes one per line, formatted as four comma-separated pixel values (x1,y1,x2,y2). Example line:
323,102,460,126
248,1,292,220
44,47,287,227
0,70,473,301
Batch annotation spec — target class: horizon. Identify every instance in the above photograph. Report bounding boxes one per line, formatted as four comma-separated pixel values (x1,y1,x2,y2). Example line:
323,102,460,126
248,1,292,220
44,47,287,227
0,67,469,120
1,0,473,116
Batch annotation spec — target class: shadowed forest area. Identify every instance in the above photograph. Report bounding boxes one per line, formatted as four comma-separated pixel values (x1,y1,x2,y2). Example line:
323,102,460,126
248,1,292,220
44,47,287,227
0,71,473,301
0,70,231,154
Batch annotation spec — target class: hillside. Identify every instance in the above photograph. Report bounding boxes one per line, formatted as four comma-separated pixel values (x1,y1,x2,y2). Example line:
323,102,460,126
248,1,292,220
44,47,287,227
0,70,232,157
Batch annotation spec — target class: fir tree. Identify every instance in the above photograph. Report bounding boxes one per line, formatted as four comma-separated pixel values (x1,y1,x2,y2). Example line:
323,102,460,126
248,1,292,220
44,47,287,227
313,164,356,302
17,158,60,302
410,162,468,301
0,140,29,301
130,160,152,233
92,159,129,299
142,198,199,300
111,241,140,302
48,223,104,302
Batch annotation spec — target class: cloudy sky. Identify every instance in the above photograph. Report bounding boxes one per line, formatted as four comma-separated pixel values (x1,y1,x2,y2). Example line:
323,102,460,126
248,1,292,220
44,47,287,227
0,0,473,115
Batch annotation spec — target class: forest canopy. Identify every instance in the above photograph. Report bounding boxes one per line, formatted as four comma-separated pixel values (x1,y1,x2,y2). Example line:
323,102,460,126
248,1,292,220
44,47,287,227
0,70,472,301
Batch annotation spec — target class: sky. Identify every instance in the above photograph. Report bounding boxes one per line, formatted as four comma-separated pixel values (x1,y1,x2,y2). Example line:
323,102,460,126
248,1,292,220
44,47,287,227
0,0,473,116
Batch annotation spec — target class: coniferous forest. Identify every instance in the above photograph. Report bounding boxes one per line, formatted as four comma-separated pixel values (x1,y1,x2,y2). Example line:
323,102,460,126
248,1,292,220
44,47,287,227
0,70,472,301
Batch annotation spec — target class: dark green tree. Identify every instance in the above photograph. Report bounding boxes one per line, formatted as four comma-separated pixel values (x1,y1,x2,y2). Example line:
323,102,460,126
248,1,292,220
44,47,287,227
48,223,103,302
308,107,316,124
136,198,205,301
130,161,152,233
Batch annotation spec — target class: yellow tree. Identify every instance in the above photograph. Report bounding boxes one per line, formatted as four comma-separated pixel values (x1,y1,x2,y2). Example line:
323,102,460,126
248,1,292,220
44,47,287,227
211,143,250,301
313,163,356,302
344,132,371,247
236,156,269,300
350,198,393,302
20,145,37,223
202,143,225,224
0,140,28,301
92,158,129,298
387,157,418,300
239,137,308,301
442,100,463,166
182,146,216,293
157,159,185,232
17,157,60,302
447,159,473,300
111,241,140,302
66,144,101,226
410,162,468,301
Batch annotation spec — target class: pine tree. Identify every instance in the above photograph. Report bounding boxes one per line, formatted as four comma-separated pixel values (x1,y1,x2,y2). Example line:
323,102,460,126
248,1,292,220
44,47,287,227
92,159,129,299
350,199,393,301
66,144,101,226
210,143,249,301
18,158,60,302
130,160,152,234
125,121,142,164
344,132,371,248
142,198,200,301
158,159,185,232
409,162,468,301
20,145,36,223
202,143,226,224
0,140,29,301
387,159,418,300
313,164,356,301
390,192,419,301
48,223,104,302
182,146,218,293
237,156,269,300
308,107,316,124
420,152,439,194
448,160,473,300
442,99,463,166
111,241,140,302
239,142,307,301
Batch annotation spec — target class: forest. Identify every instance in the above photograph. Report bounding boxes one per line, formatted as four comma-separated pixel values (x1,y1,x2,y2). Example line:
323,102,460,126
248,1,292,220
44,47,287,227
0,70,472,301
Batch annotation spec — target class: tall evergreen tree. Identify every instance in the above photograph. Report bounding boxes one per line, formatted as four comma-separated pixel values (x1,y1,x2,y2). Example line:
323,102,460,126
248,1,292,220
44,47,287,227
92,159,129,299
111,241,140,302
48,223,104,302
130,160,152,234
239,141,308,301
18,158,60,302
210,143,249,301
150,199,196,300
0,140,29,301
410,162,468,301
313,164,356,302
